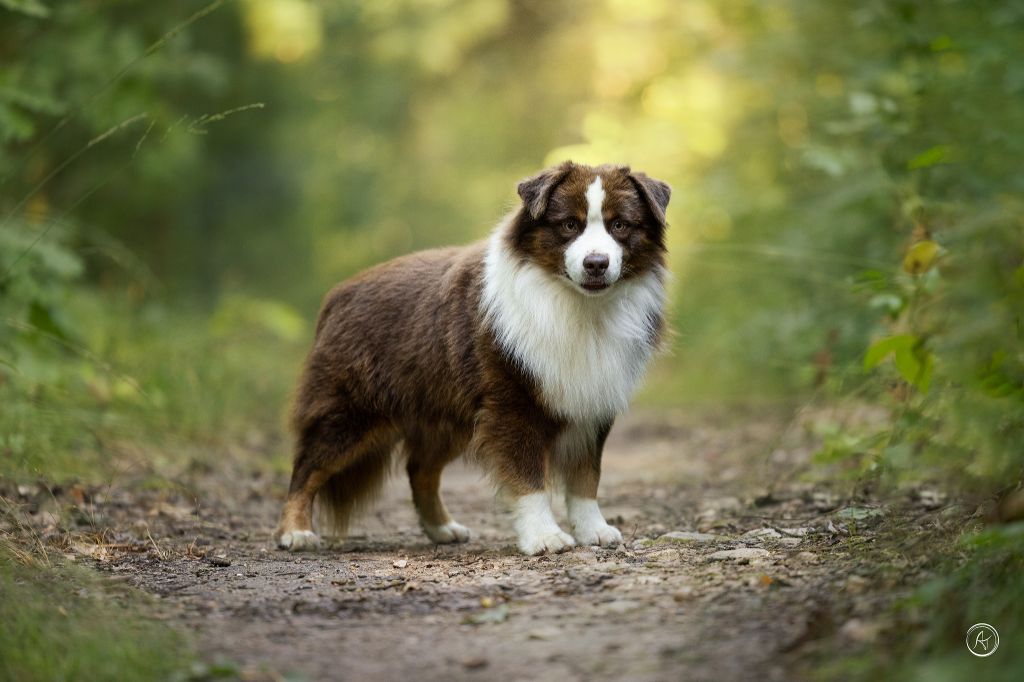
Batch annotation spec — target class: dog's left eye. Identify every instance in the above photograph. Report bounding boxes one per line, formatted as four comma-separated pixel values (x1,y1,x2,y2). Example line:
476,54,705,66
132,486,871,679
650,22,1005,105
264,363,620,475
611,220,631,236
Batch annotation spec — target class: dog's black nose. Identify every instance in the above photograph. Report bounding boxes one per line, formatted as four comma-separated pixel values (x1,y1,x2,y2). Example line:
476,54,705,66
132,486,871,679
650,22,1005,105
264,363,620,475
583,253,609,276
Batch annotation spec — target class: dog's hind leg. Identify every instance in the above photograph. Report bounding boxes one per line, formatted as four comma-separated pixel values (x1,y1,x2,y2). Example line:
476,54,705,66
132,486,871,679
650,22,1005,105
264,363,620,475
405,428,471,544
275,412,396,551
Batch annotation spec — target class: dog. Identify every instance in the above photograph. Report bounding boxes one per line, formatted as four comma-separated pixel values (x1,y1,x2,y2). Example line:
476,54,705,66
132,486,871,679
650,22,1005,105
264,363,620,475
274,161,670,555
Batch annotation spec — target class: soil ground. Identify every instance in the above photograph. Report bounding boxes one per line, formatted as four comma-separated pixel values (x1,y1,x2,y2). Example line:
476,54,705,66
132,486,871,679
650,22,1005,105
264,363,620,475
5,409,961,681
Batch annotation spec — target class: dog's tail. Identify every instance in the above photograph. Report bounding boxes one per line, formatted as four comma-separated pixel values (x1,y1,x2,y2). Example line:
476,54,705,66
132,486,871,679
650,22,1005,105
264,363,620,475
289,373,399,539
314,441,396,539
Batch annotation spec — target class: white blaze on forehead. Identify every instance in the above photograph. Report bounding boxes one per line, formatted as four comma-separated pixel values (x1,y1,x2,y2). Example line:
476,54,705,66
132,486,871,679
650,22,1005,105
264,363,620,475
585,175,605,226
564,175,623,288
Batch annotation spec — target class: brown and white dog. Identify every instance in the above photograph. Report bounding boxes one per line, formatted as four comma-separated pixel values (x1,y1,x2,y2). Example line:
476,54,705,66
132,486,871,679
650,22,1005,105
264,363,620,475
274,161,670,555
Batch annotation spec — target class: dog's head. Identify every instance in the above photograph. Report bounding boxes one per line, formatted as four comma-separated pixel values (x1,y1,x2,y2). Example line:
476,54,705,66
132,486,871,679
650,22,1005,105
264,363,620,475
510,161,671,295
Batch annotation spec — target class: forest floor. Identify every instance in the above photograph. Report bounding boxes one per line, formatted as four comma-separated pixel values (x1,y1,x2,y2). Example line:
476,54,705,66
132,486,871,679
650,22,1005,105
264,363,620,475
3,408,966,682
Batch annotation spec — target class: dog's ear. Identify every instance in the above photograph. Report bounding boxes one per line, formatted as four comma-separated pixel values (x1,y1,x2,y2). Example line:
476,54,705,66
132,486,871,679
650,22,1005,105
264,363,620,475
517,162,573,220
629,172,672,225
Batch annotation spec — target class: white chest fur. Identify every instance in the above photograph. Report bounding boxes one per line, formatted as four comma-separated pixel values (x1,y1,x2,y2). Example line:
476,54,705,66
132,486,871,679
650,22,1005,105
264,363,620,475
481,232,665,422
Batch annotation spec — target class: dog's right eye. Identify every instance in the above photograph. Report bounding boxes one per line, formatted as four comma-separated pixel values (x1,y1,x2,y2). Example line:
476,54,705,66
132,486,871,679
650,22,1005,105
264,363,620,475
561,219,581,235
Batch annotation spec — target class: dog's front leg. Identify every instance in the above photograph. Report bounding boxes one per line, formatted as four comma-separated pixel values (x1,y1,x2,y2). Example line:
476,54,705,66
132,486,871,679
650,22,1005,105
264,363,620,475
564,470,622,548
556,421,622,548
477,405,574,555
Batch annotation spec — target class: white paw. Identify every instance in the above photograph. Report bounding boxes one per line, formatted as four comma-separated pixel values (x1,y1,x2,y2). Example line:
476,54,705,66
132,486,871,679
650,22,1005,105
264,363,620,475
422,520,471,544
567,497,621,548
513,492,577,555
277,529,321,551
573,522,623,548
518,529,576,556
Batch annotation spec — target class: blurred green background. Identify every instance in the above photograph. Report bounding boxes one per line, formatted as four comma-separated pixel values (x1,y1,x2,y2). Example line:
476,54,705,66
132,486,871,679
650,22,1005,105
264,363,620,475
1,1,1023,678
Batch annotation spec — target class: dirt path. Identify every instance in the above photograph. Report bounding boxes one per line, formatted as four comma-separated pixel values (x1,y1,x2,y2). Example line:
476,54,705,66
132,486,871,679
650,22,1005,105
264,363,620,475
8,410,959,681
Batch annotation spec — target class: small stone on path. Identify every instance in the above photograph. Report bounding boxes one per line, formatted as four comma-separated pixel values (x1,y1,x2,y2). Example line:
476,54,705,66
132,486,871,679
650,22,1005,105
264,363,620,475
207,555,232,567
707,548,770,562
742,528,782,542
657,531,721,544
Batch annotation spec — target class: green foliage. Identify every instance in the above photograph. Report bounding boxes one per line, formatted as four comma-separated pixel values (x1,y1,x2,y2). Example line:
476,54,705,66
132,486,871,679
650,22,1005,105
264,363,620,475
0,292,302,483
0,1,301,483
864,334,933,392
0,547,193,682
0,220,83,373
812,422,890,476
666,0,1024,490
